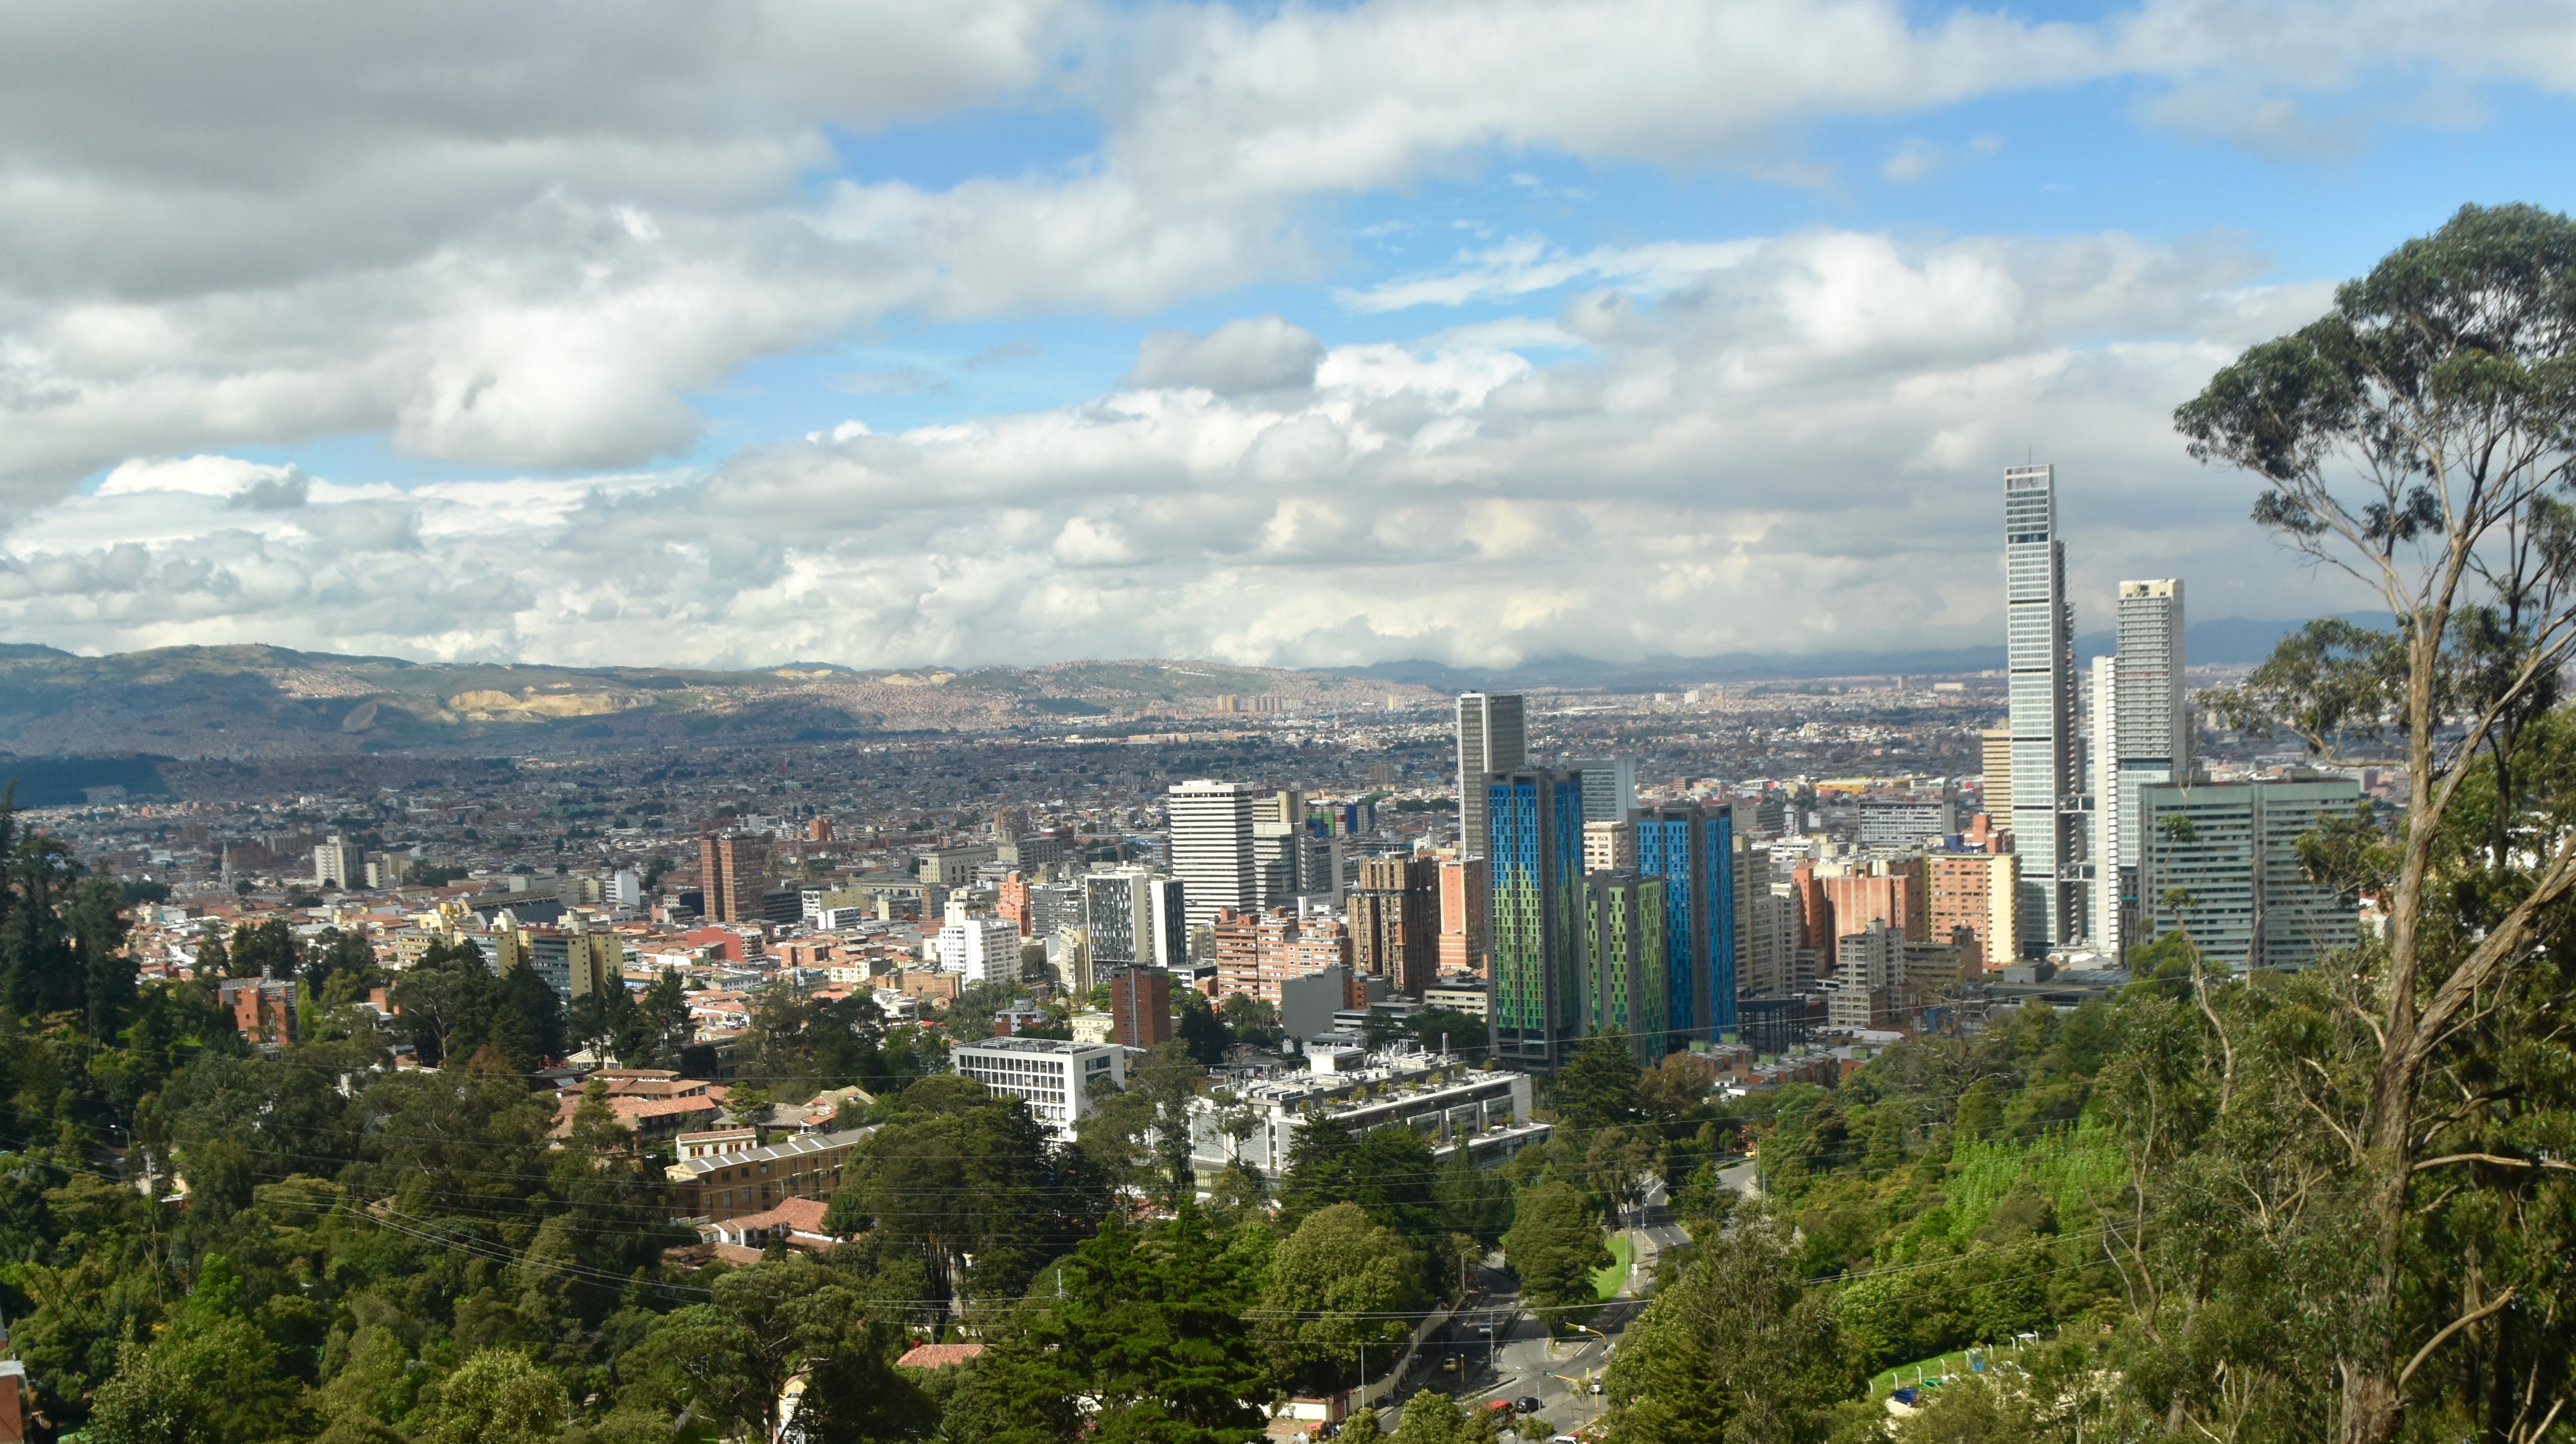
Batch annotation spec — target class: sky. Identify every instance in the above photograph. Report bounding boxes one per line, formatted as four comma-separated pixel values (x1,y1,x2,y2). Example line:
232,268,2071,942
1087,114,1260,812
2,0,2573,672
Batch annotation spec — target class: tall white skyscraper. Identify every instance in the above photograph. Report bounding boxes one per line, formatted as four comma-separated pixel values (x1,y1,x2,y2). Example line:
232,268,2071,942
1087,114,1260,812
1455,693,1527,860
2005,463,2077,955
2090,654,2121,952
1166,780,1257,932
2092,579,2189,958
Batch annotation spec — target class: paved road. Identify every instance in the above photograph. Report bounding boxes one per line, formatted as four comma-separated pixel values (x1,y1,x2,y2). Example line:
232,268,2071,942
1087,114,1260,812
1376,1177,1713,1439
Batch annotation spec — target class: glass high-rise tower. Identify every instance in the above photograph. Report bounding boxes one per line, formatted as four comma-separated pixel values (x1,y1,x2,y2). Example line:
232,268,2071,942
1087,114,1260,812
2005,464,2077,953
1634,802,1735,1046
1488,768,1584,1068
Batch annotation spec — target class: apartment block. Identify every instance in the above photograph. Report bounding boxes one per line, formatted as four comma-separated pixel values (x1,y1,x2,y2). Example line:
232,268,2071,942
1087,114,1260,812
1348,853,1439,997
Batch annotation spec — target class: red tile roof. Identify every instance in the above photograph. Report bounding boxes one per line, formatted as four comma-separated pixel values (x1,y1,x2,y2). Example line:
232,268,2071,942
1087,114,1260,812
897,1343,986,1370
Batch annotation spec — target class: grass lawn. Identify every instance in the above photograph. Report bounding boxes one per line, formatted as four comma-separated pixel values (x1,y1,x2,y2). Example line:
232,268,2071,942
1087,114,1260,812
1870,1348,1986,1396
1592,1234,1632,1301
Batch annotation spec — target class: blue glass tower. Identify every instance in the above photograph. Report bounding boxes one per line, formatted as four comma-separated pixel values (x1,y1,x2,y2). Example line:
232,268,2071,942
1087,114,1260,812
1489,768,1585,1068
1635,801,1736,1048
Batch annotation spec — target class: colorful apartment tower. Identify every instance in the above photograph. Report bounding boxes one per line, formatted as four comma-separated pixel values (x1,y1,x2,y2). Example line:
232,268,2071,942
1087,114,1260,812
1584,872,1668,1066
1633,802,1736,1046
1488,768,1585,1068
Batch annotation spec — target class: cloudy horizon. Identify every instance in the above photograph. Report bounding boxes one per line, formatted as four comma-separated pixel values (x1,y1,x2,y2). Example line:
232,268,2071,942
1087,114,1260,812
1,0,2566,670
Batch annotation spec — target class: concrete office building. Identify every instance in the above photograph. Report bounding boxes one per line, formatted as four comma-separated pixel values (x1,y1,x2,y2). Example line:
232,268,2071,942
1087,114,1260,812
1422,973,1493,1022
996,833,1065,871
1585,872,1668,1063
2137,777,2361,972
1748,884,1802,997
1168,781,1259,932
915,844,998,889
527,914,621,1011
2005,463,2081,952
1567,757,1638,823
1635,802,1735,1044
950,1037,1125,1140
700,833,765,924
1858,798,1955,848
1349,854,1439,997
1488,768,1586,1068
1252,788,1305,909
1828,920,1904,1030
2093,579,2189,956
1280,963,1371,1042
1455,694,1527,864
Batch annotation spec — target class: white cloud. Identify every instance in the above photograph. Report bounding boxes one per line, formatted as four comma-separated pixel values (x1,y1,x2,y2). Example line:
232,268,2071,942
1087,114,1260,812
0,226,2385,668
1881,137,1940,183
0,0,2553,667
1126,316,1324,394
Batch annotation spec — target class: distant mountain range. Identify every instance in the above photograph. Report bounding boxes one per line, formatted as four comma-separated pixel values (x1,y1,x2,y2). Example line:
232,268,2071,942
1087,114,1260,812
1323,614,2392,692
0,615,2385,772
0,644,1447,765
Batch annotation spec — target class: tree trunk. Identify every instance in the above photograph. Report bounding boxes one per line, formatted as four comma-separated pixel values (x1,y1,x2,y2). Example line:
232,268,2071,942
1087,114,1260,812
2337,613,2445,1444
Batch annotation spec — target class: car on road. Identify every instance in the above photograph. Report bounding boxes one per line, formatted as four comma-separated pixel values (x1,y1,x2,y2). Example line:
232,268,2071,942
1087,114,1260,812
1514,1397,1544,1415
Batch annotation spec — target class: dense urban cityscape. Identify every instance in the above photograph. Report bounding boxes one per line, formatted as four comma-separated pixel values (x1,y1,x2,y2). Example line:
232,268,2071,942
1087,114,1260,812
0,5,2567,1438
0,465,2411,1442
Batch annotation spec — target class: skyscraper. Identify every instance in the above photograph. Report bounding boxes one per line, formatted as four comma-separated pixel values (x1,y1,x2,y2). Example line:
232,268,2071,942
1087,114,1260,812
2114,581,2189,805
1166,781,1257,933
1488,768,1584,1068
1456,693,1527,861
1634,802,1735,1046
2090,653,2121,951
2005,463,2077,954
2093,579,2189,956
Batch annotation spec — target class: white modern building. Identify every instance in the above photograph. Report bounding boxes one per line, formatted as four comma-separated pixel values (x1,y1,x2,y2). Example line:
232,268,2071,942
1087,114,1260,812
314,835,361,890
1085,867,1189,968
2092,579,2189,956
951,1036,1126,1139
1184,1046,1544,1178
935,899,1022,985
1167,781,1258,932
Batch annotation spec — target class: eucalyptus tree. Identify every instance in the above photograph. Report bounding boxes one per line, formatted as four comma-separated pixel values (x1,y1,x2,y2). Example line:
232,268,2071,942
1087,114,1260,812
2176,201,2576,1444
